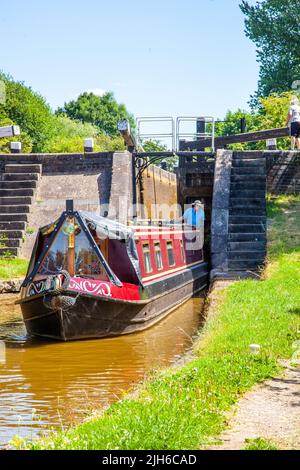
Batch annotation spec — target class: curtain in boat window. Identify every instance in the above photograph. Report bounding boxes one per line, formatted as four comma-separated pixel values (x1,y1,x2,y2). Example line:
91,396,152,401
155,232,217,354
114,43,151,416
154,242,163,270
167,241,175,267
75,229,107,278
142,243,152,274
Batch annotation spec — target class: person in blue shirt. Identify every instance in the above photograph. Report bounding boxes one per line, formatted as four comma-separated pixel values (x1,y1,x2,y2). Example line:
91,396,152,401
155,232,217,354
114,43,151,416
183,200,205,227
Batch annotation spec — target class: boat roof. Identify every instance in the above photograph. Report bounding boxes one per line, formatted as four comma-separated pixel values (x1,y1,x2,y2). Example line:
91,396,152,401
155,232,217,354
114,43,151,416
39,211,134,241
80,211,134,240
39,212,183,238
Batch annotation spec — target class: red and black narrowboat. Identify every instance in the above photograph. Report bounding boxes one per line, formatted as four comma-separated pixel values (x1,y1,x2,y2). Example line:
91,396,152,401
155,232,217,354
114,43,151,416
18,202,208,341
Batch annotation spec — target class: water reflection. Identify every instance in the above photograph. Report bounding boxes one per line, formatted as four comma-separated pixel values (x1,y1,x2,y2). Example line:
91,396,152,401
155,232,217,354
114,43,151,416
0,294,204,447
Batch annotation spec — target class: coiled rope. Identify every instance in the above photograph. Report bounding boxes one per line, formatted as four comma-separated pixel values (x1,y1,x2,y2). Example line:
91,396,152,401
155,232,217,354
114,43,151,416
43,270,77,311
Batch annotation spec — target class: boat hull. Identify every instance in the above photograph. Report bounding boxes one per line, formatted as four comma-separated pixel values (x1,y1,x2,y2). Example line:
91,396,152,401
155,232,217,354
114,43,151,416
20,264,208,341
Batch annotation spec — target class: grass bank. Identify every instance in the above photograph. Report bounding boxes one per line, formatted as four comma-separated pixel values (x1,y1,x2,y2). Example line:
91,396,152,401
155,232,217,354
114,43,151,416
0,258,29,280
28,195,300,450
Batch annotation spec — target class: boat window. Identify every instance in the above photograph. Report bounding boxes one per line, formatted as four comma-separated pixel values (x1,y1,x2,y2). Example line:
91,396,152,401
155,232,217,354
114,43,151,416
75,230,107,279
143,243,153,273
180,240,186,262
38,217,107,279
167,241,175,267
154,242,163,270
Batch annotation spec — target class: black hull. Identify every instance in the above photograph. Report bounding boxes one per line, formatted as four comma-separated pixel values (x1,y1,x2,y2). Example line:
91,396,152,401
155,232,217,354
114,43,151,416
20,263,208,341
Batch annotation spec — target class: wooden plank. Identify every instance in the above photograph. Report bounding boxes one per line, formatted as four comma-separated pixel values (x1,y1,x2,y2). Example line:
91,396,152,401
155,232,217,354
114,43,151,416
181,127,290,151
117,120,136,149
0,125,21,138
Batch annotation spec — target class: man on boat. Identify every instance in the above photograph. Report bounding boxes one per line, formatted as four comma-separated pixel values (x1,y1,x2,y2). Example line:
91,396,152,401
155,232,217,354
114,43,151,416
181,200,205,251
182,200,205,227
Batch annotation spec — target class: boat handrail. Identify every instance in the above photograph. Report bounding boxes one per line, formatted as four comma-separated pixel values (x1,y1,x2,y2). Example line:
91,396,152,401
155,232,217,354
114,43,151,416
128,219,202,229
128,219,178,227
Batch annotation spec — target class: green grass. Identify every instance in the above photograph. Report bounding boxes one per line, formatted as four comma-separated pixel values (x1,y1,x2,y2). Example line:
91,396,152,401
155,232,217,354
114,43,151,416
0,258,29,280
267,194,300,256
244,438,278,451
25,195,300,450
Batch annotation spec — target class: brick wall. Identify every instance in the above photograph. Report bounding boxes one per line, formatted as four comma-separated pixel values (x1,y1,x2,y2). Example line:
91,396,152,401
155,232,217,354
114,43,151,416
266,151,300,194
0,152,113,175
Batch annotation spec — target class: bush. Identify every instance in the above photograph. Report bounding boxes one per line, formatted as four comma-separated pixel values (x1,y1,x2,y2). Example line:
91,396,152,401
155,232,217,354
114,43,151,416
53,115,99,139
48,133,125,153
48,115,125,152
0,71,55,152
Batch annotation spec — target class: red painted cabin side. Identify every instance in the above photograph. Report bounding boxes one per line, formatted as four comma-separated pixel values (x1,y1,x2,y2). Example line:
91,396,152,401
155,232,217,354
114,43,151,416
133,225,204,285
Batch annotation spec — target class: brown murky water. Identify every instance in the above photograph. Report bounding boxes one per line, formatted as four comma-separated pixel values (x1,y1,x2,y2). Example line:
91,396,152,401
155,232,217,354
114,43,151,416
0,294,204,448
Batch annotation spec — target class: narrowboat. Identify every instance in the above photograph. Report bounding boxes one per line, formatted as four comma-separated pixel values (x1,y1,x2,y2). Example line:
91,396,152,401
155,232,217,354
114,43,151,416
18,202,208,341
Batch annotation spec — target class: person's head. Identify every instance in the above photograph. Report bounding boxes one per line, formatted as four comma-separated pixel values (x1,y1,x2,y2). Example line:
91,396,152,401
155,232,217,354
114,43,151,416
192,200,202,211
291,97,299,106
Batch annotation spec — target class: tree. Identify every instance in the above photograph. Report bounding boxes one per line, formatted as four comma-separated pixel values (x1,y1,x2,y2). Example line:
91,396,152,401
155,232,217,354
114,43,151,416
141,139,178,171
0,72,55,152
255,91,296,149
214,93,296,151
142,139,168,153
214,109,260,137
240,1,300,101
57,92,135,137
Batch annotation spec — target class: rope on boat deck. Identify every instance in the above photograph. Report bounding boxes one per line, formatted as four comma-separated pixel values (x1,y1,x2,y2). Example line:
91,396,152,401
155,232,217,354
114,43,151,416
44,270,71,294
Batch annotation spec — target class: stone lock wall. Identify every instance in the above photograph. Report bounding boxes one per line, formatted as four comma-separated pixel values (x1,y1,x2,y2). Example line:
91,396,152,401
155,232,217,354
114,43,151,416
210,150,267,279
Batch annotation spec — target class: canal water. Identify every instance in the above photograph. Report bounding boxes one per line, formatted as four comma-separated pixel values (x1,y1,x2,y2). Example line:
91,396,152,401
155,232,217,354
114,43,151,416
0,294,204,448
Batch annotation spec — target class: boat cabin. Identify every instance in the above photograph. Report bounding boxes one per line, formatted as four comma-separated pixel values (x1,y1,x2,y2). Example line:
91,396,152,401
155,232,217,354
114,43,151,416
132,222,204,285
22,206,204,295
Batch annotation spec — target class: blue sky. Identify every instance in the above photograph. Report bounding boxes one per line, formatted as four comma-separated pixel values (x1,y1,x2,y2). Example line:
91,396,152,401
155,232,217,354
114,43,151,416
0,0,259,119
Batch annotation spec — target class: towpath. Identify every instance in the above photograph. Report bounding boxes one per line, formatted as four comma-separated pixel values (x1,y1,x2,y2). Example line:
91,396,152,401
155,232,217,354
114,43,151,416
208,362,300,450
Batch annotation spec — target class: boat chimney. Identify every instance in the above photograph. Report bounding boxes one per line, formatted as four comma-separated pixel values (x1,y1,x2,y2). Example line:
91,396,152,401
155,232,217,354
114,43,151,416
66,199,74,212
